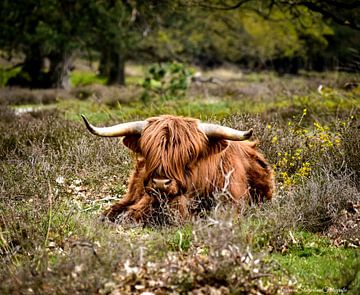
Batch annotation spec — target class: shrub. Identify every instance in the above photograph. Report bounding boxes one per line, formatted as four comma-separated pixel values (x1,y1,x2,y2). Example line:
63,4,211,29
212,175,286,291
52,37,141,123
140,62,193,102
222,112,359,234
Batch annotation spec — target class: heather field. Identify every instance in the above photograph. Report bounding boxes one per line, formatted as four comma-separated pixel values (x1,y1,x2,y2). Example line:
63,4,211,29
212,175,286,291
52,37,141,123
1,67,360,294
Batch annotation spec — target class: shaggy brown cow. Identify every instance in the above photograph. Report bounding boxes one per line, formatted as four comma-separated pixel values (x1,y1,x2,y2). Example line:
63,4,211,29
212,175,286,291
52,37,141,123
82,115,274,223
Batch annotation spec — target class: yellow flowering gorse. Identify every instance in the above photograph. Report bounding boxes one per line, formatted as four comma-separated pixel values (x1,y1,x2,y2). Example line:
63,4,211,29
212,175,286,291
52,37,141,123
272,109,344,189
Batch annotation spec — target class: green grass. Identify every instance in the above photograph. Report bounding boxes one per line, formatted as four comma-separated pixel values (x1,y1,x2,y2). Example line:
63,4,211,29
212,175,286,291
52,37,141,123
165,225,193,252
126,75,143,85
60,89,359,126
61,69,360,123
273,232,360,293
70,71,107,87
57,96,317,121
3,64,359,123
70,70,143,87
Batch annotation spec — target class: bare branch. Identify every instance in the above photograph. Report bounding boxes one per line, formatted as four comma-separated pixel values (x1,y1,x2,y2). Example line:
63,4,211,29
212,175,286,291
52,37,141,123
187,0,360,30
326,0,360,9
294,1,360,30
184,0,252,10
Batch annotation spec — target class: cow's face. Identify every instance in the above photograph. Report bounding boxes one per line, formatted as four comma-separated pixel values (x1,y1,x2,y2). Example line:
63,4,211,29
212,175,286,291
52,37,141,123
123,117,229,197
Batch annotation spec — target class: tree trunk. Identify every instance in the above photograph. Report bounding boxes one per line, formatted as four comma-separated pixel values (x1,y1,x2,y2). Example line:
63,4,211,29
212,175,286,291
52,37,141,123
107,50,125,86
7,44,50,88
48,52,73,90
99,49,111,77
7,46,73,89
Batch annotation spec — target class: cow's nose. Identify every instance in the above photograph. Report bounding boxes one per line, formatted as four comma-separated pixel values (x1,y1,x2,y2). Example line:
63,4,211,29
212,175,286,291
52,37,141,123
153,178,172,190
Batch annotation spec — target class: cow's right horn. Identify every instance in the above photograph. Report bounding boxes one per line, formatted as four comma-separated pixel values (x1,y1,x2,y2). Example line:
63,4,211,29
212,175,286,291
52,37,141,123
199,123,253,141
81,115,148,137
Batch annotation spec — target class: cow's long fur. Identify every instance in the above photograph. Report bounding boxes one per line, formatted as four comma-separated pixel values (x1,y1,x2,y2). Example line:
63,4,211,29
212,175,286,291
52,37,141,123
103,115,274,222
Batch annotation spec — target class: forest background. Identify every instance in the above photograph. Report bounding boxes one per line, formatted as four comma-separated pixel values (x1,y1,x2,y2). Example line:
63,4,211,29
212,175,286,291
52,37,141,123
0,0,359,88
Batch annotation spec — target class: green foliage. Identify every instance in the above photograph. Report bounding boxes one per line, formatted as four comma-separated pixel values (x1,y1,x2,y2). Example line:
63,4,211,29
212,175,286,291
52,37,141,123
145,3,335,71
141,62,193,102
0,0,358,89
0,67,20,87
166,226,193,252
0,0,99,87
0,1,165,87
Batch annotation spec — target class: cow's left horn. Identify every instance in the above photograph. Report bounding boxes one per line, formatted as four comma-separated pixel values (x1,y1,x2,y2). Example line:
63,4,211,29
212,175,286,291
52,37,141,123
81,115,148,137
199,123,253,141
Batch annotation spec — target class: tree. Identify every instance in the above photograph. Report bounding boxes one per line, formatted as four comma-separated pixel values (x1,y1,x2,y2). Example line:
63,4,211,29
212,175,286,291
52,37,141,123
0,0,94,89
0,0,173,88
144,3,333,72
92,1,175,86
87,1,137,86
184,0,360,31
143,0,358,73
90,1,156,86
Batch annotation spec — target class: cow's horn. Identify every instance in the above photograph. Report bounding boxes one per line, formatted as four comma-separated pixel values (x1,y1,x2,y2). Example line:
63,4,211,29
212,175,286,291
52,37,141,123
81,115,147,137
199,123,253,141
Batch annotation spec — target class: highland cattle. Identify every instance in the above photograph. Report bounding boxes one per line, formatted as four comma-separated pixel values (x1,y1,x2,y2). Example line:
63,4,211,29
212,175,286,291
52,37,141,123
82,115,274,223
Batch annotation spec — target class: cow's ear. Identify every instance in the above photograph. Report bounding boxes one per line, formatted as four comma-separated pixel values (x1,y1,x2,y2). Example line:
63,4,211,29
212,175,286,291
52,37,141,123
204,138,229,157
123,135,141,153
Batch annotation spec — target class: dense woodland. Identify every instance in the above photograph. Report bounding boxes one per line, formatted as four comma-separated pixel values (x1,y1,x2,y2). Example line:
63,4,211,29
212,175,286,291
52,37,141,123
0,0,359,88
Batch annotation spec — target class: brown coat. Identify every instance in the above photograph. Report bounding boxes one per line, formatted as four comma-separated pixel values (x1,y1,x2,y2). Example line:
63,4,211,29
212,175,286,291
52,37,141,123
102,115,274,222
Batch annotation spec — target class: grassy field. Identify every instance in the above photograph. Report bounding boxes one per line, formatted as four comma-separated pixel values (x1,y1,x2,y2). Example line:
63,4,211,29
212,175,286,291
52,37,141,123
1,65,360,294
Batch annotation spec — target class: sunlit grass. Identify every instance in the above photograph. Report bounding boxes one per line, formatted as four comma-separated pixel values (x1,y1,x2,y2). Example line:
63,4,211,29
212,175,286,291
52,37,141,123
59,93,292,122
70,71,107,87
59,87,359,125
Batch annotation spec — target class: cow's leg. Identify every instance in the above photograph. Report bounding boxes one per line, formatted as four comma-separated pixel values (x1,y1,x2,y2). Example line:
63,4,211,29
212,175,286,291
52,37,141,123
103,191,154,222
102,163,147,221
127,193,154,222
103,186,145,221
102,195,136,221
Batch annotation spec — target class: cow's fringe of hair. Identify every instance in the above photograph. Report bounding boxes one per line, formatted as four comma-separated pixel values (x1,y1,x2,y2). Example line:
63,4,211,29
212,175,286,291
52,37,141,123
140,115,207,188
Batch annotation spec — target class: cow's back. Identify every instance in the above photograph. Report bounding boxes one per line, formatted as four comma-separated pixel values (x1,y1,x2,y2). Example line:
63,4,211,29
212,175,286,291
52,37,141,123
188,141,274,203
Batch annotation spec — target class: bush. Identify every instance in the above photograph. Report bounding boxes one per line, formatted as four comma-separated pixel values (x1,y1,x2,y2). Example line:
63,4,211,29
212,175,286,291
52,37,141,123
221,112,359,233
141,62,193,102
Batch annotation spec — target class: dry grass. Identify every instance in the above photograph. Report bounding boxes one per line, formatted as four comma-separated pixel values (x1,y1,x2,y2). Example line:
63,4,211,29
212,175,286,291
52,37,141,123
0,84,139,107
71,84,141,106
1,77,360,293
0,88,71,105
